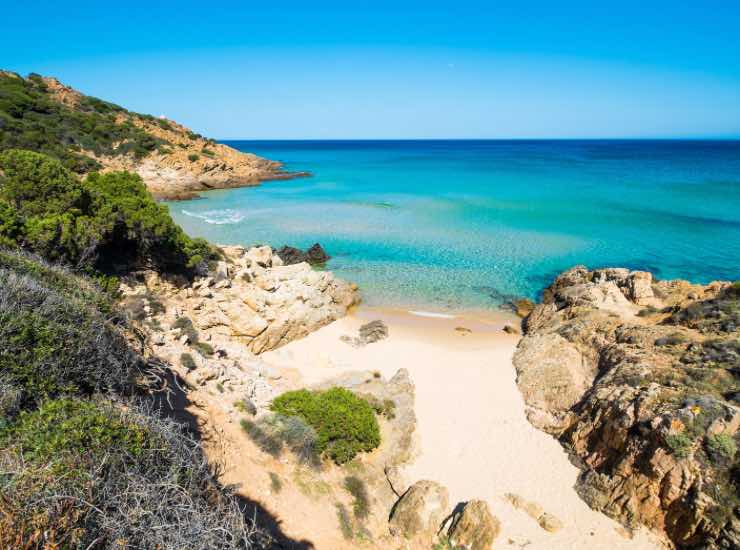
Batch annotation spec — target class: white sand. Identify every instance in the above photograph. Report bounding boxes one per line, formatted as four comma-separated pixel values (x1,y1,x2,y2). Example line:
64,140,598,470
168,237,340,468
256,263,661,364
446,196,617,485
264,307,666,549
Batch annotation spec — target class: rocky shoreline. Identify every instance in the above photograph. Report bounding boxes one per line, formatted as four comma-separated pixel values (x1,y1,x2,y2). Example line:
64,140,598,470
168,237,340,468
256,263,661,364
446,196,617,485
514,266,739,548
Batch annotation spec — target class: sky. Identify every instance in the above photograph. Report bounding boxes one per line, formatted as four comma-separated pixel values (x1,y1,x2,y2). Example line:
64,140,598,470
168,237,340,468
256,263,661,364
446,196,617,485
3,1,740,139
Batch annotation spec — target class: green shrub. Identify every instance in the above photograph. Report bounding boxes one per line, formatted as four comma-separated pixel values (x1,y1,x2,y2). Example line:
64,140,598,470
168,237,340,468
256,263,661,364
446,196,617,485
234,398,257,416
180,352,196,371
241,415,318,464
706,433,737,460
194,341,215,357
0,398,150,464
655,333,686,347
344,475,370,519
0,150,216,273
269,472,283,493
665,433,694,458
271,387,381,464
336,503,354,540
188,153,200,162
201,147,215,157
0,254,139,405
0,398,268,548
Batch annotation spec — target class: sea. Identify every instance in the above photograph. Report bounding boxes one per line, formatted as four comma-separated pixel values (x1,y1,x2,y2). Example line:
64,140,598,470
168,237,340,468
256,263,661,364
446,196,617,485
166,140,740,312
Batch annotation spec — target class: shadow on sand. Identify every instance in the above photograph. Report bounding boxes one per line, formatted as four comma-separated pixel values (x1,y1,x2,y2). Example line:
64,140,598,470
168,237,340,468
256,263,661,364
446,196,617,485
151,372,315,550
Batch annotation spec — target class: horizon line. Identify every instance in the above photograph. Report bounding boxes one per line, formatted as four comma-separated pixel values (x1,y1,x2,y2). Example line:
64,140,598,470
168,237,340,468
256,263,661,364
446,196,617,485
218,136,740,142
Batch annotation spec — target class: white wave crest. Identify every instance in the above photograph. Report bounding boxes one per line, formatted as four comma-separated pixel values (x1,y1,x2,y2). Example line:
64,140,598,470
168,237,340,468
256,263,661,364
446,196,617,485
181,209,246,225
408,310,457,319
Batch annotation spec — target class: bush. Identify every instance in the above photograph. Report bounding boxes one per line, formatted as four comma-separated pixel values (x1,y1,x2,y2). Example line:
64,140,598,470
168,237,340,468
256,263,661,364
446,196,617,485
706,433,737,460
0,398,270,548
655,333,686,347
241,415,318,465
0,150,216,274
0,252,139,406
665,433,694,458
271,387,381,464
181,352,197,371
188,153,200,162
344,475,370,519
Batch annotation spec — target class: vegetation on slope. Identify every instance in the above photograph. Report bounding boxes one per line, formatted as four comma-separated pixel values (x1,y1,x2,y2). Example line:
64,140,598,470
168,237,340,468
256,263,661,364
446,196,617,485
271,387,381,464
0,149,215,274
0,71,168,172
0,250,269,548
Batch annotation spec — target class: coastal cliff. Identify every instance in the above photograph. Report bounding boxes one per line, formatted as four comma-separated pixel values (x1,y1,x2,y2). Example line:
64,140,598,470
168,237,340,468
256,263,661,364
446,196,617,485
514,266,739,548
0,70,301,199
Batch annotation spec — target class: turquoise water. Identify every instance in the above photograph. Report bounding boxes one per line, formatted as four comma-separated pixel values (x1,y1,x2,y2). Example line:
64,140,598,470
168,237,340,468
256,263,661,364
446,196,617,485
167,140,740,311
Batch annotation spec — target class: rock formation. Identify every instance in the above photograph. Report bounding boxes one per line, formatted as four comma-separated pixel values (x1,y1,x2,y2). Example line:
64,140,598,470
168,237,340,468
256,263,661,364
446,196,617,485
513,266,739,548
274,243,331,266
389,480,450,541
446,499,501,550
340,320,389,347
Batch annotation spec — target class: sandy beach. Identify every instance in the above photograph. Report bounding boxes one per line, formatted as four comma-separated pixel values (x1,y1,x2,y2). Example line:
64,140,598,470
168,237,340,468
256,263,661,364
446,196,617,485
263,306,666,549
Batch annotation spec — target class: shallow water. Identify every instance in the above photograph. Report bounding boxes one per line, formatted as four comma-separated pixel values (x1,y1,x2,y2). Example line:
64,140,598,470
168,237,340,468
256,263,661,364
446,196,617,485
167,140,740,311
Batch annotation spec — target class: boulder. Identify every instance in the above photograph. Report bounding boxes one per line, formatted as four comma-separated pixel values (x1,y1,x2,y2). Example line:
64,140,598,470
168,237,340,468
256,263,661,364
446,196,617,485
213,260,229,283
512,333,595,433
341,320,389,347
447,500,500,550
389,480,449,540
245,245,273,268
275,243,330,266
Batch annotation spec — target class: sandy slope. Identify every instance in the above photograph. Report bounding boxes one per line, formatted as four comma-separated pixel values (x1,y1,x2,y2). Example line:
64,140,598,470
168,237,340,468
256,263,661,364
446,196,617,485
264,307,666,549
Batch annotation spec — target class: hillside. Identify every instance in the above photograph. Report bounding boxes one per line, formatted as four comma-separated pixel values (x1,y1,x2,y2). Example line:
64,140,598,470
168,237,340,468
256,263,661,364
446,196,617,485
0,71,300,199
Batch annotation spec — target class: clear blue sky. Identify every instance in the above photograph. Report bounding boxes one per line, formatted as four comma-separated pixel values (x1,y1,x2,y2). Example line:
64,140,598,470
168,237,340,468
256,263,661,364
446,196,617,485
3,1,740,139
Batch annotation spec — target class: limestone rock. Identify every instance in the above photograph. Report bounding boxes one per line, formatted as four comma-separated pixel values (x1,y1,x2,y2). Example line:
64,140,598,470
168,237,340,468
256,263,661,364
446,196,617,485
537,512,563,533
447,500,500,550
245,245,273,268
626,271,654,305
389,480,449,540
275,243,330,266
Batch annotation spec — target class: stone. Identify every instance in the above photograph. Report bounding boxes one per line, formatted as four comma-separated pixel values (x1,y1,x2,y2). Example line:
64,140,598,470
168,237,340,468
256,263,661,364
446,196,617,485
505,493,543,520
503,324,519,334
275,243,331,266
341,320,389,347
245,245,273,268
228,309,268,338
537,512,563,533
213,260,229,283
151,333,165,346
447,500,500,550
512,333,595,433
627,271,654,305
389,480,449,540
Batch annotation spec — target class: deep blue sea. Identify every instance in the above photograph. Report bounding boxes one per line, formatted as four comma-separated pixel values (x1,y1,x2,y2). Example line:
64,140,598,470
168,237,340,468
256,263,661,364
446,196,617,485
167,140,740,312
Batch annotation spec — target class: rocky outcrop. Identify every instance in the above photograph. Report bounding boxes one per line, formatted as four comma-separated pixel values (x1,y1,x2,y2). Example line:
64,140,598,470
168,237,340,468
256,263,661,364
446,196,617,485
514,266,739,548
389,480,449,541
340,320,389,348
274,243,330,266
446,499,500,550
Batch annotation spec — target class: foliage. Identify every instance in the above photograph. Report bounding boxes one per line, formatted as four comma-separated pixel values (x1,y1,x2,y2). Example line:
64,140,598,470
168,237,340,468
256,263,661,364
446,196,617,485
0,252,139,406
0,72,168,172
0,149,215,273
706,433,737,460
241,414,319,465
234,398,257,416
188,153,200,162
180,352,197,371
271,387,381,464
665,433,694,458
336,503,354,540
269,472,282,494
0,398,269,549
344,475,370,519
